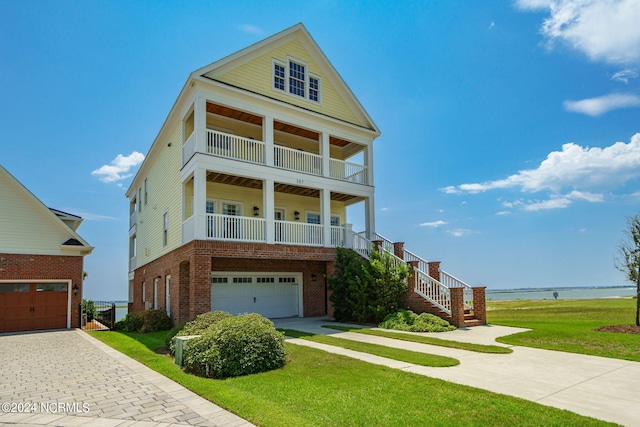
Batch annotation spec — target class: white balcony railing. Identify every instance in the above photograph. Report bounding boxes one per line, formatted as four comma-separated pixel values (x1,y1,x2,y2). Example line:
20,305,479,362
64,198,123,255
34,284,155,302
129,211,137,229
275,220,323,246
330,225,344,247
329,158,368,184
182,132,196,165
129,256,136,273
274,146,322,175
206,214,265,242
207,130,265,164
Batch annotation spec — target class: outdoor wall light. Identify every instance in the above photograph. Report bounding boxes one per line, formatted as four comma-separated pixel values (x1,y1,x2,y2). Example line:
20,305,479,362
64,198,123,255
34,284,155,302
294,211,300,221
72,284,79,296
311,274,317,281
253,206,259,216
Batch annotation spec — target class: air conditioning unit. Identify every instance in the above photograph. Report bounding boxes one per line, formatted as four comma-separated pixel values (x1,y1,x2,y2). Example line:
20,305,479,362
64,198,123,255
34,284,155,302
174,335,200,368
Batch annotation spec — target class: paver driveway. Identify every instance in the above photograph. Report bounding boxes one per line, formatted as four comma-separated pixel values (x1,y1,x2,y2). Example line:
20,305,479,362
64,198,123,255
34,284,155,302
0,329,254,427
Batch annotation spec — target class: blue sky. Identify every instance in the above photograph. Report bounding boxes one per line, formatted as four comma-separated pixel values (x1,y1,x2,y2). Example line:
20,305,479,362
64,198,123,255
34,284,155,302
2,1,639,300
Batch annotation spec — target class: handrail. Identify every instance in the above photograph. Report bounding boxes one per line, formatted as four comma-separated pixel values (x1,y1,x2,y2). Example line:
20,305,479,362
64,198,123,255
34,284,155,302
414,268,452,315
274,220,323,246
207,130,265,164
206,214,265,242
403,249,429,273
274,145,322,175
441,270,474,310
329,158,368,184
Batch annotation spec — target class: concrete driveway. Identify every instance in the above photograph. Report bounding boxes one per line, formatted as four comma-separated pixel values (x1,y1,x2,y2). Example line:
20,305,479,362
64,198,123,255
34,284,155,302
0,329,253,427
274,317,640,427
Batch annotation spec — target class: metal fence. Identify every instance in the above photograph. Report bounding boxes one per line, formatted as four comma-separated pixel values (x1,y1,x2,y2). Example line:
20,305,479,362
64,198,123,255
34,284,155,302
81,301,116,331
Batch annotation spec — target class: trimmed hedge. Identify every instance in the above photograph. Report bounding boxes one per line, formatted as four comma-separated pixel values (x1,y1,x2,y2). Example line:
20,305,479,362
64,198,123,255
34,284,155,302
114,309,171,333
182,313,286,379
169,310,232,354
379,309,456,332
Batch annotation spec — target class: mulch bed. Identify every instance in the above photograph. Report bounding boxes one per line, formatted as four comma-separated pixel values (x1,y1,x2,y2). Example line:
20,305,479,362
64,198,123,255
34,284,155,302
594,324,640,335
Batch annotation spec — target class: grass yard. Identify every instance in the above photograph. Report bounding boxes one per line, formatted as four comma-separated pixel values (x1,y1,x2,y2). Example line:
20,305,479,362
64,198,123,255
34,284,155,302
89,330,613,427
487,298,640,361
324,325,513,354
280,329,459,367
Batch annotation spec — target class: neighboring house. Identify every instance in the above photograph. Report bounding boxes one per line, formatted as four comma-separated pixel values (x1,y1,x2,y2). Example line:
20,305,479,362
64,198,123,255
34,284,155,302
0,165,93,333
127,23,485,327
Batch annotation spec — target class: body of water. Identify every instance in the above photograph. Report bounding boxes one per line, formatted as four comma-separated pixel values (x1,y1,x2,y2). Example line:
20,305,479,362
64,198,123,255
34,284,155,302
487,286,636,301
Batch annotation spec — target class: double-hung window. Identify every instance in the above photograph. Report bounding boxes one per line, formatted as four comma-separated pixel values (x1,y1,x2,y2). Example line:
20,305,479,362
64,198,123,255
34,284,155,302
162,211,168,247
273,58,321,103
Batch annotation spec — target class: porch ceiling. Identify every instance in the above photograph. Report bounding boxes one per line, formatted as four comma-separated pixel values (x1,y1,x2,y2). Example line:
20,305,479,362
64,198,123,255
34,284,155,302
206,102,263,126
205,172,357,202
205,102,356,149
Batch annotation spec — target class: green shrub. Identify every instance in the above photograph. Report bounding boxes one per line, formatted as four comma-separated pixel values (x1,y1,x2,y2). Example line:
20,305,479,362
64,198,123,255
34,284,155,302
164,323,186,350
114,311,143,332
114,309,171,333
329,246,409,323
82,299,97,322
169,311,233,354
141,309,172,333
379,309,456,332
183,313,286,379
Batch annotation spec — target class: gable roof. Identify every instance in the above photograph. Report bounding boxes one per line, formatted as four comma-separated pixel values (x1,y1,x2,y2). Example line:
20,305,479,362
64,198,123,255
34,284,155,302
192,23,380,134
0,165,93,256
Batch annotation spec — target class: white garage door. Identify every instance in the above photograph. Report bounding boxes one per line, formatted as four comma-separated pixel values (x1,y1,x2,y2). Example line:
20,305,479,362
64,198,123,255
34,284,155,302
211,273,301,318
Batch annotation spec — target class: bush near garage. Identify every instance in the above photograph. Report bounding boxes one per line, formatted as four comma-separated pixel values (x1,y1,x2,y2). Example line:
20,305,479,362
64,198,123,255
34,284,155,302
114,309,171,333
379,309,456,332
182,313,287,379
168,310,233,354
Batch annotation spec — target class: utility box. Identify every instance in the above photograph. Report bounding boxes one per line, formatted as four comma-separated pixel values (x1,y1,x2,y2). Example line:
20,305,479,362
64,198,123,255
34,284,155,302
174,335,200,368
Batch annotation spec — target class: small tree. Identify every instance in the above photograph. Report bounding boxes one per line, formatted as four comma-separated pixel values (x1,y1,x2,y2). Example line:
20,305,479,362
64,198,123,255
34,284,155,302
328,247,367,322
615,213,640,326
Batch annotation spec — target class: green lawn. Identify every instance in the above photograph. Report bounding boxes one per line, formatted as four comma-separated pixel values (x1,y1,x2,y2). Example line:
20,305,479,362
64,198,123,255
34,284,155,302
280,329,459,367
323,325,513,354
487,298,640,361
89,330,613,427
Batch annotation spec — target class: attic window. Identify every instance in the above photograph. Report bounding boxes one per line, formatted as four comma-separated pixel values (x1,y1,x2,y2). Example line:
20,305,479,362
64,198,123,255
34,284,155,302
272,57,320,104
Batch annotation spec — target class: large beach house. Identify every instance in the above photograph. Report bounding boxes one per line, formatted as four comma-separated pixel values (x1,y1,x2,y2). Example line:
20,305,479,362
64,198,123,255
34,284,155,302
126,23,485,327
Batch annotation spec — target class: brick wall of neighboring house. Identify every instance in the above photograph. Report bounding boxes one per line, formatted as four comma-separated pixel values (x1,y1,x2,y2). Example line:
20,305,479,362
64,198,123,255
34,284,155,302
131,241,338,324
0,253,84,328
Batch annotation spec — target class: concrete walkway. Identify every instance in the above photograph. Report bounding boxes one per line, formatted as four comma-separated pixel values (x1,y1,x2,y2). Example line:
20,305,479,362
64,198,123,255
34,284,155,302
274,317,640,427
0,329,254,427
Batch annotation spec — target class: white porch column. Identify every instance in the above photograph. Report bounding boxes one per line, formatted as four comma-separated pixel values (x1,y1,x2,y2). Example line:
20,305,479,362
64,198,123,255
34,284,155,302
364,196,375,241
193,167,207,240
321,188,331,247
263,115,274,167
364,145,374,186
320,131,330,178
194,96,207,154
264,179,275,244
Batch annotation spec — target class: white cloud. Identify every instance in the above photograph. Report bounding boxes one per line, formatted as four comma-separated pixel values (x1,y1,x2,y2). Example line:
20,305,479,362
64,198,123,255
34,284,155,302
611,69,638,83
448,228,474,237
516,0,640,65
239,24,263,35
62,209,119,221
419,220,448,227
488,21,496,30
443,133,640,210
496,211,511,216
380,207,390,212
563,93,640,116
91,151,145,183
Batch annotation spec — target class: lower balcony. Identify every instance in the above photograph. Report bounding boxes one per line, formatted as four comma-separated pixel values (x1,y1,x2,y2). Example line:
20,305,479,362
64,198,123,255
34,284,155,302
183,214,345,247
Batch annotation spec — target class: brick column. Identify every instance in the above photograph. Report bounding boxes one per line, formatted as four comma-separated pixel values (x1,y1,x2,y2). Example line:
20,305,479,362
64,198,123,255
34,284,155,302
428,261,441,281
372,240,383,252
326,260,335,319
449,287,466,327
472,287,487,325
393,242,404,260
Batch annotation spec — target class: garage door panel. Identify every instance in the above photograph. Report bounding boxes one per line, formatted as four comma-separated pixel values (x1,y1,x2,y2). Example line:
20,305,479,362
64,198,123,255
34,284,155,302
0,283,69,333
211,274,300,319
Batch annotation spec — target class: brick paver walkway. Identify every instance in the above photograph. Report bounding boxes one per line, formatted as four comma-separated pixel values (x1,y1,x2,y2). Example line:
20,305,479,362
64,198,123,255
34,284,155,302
0,329,254,427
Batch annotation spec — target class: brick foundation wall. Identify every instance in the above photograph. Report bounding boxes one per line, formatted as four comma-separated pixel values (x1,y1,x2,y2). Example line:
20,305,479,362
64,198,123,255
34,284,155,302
0,253,84,328
131,241,338,325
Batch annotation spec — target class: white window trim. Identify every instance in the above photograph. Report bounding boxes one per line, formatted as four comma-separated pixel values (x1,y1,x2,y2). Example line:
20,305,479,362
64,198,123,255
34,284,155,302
162,210,168,248
153,278,158,309
221,200,243,216
206,198,217,214
144,178,148,206
306,211,321,224
271,56,321,104
274,206,286,221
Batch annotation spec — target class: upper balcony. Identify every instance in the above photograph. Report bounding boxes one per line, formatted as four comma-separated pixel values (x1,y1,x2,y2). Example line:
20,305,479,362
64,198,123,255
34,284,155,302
182,101,371,186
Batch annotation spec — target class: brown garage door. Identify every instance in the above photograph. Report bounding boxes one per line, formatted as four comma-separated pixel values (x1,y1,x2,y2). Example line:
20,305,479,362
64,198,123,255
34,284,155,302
0,283,68,333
